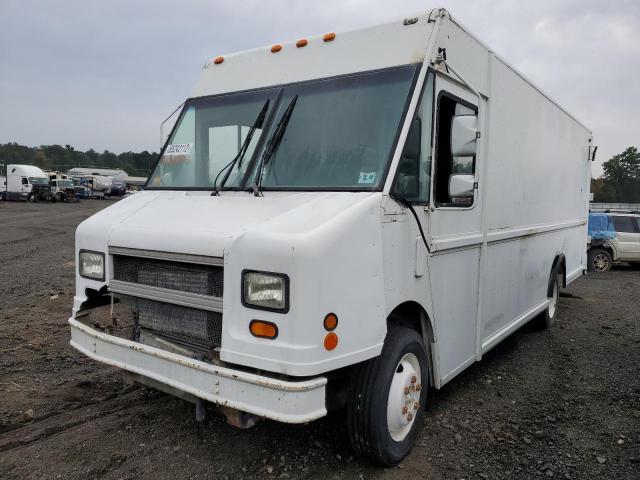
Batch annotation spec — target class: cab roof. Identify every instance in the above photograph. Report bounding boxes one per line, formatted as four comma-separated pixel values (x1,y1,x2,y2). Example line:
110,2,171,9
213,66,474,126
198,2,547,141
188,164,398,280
192,10,439,98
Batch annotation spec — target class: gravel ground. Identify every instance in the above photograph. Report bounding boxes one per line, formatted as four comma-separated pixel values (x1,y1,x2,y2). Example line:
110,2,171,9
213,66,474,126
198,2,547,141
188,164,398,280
0,199,639,480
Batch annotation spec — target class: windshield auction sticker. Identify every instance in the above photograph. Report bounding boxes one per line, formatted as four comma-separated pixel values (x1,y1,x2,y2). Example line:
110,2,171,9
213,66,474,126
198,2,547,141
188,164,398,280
358,171,377,184
165,143,193,155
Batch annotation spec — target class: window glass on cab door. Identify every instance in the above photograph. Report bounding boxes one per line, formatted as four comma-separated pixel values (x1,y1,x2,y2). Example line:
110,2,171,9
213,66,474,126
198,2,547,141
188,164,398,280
612,216,638,233
433,94,477,207
392,71,435,203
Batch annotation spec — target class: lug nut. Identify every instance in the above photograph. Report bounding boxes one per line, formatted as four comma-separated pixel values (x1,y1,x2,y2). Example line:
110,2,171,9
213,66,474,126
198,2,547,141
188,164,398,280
415,383,422,392
414,402,420,410
410,375,417,384
404,387,410,395
402,405,408,414
407,413,413,421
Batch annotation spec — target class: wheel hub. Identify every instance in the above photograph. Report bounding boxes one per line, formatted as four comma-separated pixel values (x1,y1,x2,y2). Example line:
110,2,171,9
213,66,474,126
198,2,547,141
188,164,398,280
593,254,609,271
387,353,421,442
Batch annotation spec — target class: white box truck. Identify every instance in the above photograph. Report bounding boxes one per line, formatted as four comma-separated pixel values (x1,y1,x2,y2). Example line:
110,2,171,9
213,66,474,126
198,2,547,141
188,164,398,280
5,164,51,202
69,8,592,464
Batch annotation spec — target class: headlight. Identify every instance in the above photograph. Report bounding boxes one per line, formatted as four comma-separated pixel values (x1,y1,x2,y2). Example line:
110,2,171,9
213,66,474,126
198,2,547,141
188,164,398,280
79,250,105,281
242,270,289,312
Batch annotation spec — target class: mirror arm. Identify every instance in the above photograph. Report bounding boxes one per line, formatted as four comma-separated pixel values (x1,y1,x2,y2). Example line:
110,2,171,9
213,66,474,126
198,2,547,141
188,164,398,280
434,54,487,104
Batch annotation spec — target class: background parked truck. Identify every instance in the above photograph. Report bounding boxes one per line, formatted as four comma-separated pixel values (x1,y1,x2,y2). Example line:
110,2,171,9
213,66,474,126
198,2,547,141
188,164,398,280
4,164,51,202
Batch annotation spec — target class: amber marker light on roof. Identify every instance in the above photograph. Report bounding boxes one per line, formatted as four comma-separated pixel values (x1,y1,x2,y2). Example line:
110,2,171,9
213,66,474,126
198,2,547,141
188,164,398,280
213,56,224,65
323,32,336,42
296,39,308,48
271,44,282,53
249,320,278,339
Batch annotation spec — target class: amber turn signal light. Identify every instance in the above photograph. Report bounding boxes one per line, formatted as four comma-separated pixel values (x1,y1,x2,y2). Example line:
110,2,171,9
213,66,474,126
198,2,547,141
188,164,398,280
323,313,338,331
324,332,338,350
271,44,282,53
323,32,336,42
296,39,308,48
249,320,278,339
213,56,224,65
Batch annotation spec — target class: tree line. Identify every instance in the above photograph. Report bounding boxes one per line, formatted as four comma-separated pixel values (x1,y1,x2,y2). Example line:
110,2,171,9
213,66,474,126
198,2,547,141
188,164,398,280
0,143,158,177
1,142,638,202
591,147,640,203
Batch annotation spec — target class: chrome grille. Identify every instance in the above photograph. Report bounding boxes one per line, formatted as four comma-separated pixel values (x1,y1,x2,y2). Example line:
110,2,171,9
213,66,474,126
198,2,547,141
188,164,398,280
113,255,223,297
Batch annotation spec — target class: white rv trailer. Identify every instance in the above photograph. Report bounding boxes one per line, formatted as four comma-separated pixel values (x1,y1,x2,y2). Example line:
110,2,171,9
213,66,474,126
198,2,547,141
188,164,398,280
69,9,592,464
4,164,50,201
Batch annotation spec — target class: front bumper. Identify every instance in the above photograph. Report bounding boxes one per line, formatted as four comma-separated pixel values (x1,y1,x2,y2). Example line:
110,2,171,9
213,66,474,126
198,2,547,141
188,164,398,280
69,318,327,423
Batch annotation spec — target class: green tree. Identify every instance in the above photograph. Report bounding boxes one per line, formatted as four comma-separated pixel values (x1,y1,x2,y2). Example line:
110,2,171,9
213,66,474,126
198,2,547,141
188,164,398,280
0,142,157,176
601,147,640,203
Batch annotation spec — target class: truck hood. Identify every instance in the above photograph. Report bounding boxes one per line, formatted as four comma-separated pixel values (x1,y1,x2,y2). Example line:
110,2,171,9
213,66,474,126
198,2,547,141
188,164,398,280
77,190,381,257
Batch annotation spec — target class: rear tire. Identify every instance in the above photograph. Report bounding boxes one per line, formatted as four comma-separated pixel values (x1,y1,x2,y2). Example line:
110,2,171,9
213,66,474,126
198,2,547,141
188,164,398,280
347,325,428,466
539,270,561,329
588,248,612,272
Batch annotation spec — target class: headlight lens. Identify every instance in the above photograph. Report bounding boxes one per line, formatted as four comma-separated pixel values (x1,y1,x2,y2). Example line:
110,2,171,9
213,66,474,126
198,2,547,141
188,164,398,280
242,271,289,312
79,250,105,280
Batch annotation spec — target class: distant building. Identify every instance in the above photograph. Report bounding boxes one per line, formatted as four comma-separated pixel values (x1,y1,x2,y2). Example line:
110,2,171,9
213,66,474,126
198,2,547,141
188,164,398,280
124,176,148,186
67,167,128,179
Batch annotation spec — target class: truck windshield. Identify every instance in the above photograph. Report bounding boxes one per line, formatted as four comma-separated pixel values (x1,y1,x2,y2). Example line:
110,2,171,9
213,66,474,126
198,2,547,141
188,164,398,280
148,88,280,189
256,65,416,190
147,65,417,191
29,177,49,186
58,180,74,188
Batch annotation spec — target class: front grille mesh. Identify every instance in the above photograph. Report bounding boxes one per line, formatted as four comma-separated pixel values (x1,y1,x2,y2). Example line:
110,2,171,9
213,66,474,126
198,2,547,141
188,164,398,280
113,255,223,297
119,295,222,355
111,253,224,358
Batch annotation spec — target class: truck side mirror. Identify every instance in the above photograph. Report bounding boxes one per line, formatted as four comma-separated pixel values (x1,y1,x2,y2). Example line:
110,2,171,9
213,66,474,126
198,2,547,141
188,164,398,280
451,114,478,157
448,173,474,199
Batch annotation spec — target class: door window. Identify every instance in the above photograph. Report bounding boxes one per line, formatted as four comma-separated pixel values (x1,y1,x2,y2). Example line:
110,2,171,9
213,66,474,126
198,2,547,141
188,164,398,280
433,94,477,207
612,216,638,233
391,72,435,203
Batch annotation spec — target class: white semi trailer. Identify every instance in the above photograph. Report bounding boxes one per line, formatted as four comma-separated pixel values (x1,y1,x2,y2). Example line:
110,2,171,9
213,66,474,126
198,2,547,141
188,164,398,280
69,8,592,464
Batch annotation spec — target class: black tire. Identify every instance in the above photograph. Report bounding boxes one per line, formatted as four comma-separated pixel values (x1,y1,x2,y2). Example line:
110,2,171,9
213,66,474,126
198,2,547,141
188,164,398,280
588,248,612,272
538,268,561,329
347,325,428,466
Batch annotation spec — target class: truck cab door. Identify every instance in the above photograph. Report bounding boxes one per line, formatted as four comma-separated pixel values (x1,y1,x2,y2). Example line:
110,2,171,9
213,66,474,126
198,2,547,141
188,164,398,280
427,76,482,381
612,215,640,260
389,73,483,382
20,177,29,193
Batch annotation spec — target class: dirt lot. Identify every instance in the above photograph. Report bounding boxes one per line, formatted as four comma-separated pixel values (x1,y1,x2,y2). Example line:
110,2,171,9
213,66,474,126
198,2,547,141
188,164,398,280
0,199,639,480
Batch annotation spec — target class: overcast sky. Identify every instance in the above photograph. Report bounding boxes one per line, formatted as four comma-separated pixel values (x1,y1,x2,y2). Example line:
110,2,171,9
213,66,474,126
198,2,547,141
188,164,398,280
1,0,638,176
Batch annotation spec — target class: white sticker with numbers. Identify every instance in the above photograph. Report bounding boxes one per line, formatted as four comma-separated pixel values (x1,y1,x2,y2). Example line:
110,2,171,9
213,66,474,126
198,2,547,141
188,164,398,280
358,171,377,184
165,143,193,155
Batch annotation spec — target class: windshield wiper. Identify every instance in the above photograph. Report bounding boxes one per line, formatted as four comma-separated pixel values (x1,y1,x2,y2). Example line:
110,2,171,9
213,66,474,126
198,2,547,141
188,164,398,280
253,95,298,196
211,99,270,196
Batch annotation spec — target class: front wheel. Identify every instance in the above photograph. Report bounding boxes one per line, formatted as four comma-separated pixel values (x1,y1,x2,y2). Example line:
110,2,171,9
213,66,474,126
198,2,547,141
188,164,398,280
347,326,428,466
